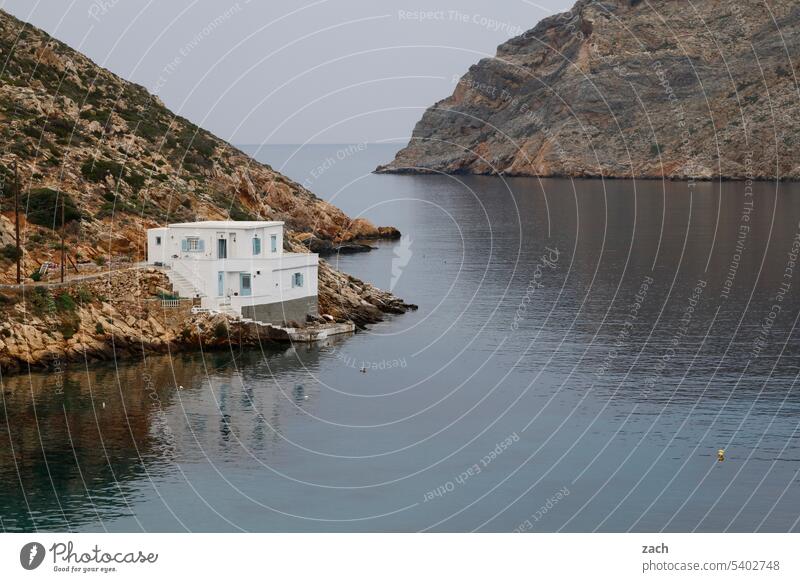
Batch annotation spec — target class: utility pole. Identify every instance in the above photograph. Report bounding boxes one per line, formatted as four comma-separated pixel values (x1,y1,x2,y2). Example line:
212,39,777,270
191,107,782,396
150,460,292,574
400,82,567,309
60,192,65,283
13,161,20,284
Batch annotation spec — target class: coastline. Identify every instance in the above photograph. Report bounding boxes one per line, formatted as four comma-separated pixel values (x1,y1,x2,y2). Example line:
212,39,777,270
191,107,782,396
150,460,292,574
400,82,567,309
0,265,416,377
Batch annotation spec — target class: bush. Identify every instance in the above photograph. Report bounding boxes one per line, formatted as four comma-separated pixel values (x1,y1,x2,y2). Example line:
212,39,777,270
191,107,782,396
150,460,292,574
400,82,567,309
44,118,76,140
94,256,106,267
213,321,228,339
59,318,79,339
28,287,54,314
0,244,21,262
125,171,146,192
95,322,105,334
55,292,76,312
26,188,81,229
30,271,42,282
76,287,93,303
81,159,125,183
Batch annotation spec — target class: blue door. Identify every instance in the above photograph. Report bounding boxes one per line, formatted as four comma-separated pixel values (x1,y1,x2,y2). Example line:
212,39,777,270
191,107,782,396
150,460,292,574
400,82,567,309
240,273,252,297
217,272,224,297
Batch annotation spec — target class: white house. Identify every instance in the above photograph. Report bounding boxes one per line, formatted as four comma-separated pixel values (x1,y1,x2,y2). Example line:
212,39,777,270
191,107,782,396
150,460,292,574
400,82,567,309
146,221,319,325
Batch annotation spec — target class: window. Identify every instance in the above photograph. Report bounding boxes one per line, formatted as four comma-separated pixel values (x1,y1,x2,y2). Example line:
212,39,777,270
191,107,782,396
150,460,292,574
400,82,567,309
252,237,261,255
181,237,204,252
155,236,162,245
292,272,304,288
270,234,277,253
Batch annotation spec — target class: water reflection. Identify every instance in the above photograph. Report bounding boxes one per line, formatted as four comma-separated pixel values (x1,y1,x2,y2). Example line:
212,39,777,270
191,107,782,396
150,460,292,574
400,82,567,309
0,340,345,531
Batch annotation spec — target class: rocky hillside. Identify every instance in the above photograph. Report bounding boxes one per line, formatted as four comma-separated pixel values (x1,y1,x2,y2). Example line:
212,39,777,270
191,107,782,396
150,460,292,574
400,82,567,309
378,0,800,180
0,9,411,323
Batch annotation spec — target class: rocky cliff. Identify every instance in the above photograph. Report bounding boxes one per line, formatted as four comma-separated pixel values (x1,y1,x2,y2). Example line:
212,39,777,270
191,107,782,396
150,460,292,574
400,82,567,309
0,9,413,333
378,0,800,180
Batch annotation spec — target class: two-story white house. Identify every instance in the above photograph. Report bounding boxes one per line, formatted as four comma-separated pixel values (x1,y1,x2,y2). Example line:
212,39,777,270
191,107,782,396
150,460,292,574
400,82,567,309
146,221,319,325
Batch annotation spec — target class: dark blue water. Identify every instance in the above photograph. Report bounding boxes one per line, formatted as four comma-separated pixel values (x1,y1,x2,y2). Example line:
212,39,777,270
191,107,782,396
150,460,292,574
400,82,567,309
2,143,800,532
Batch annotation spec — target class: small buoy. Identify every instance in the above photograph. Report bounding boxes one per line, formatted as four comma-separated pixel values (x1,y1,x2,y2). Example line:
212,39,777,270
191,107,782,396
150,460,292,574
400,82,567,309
717,449,725,462
101,402,106,409
179,385,184,390
304,395,309,400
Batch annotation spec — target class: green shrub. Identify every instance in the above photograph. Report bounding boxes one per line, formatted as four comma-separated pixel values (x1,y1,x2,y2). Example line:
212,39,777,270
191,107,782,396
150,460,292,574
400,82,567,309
81,159,125,183
125,171,146,191
229,204,257,221
157,290,179,300
76,287,93,303
95,256,106,266
30,271,42,282
95,322,105,334
59,318,79,339
25,188,81,229
44,118,76,140
55,292,76,312
213,322,228,339
28,286,54,314
0,244,21,262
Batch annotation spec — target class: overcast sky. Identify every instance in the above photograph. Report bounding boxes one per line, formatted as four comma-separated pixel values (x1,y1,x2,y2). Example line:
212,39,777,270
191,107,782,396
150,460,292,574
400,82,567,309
2,0,573,144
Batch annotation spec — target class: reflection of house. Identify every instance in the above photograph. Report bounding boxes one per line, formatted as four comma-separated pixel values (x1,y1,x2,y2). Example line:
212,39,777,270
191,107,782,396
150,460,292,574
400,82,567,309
146,221,318,324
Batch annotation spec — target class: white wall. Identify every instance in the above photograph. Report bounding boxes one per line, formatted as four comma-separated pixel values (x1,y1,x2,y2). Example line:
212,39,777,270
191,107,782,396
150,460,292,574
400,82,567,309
147,224,317,308
146,228,170,264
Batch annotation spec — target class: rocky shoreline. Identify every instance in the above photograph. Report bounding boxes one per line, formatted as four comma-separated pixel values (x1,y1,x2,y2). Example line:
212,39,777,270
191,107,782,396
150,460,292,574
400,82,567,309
0,267,417,376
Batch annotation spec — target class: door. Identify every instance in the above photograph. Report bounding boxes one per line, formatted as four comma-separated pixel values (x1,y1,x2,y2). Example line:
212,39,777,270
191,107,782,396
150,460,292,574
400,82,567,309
240,273,252,297
217,272,224,297
217,238,227,259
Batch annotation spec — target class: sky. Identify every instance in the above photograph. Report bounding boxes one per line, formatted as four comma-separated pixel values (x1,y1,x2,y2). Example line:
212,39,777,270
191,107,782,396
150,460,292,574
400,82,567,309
1,0,574,144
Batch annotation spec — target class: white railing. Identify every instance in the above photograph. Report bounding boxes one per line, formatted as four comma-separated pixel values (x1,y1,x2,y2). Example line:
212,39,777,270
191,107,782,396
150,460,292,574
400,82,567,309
161,299,181,308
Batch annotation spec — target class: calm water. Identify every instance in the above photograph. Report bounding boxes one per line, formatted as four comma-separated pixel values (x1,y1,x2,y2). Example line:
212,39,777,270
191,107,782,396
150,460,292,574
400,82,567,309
3,144,800,532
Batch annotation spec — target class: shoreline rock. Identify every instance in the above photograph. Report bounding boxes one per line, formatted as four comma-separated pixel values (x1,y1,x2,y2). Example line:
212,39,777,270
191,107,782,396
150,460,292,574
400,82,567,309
0,267,417,376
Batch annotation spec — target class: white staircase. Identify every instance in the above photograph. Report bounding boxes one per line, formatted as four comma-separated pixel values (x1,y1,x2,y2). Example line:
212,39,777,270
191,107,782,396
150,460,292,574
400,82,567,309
165,269,204,299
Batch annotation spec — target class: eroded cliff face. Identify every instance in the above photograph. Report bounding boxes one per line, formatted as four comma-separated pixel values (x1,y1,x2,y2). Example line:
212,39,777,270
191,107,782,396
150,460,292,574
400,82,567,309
379,0,800,180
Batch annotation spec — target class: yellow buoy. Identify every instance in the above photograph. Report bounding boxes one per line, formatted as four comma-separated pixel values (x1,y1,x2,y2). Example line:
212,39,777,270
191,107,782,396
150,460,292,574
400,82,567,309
717,449,725,462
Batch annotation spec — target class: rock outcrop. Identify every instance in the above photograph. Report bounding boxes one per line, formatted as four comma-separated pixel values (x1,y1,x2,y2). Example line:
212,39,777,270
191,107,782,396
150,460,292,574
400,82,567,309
0,266,415,373
378,0,800,180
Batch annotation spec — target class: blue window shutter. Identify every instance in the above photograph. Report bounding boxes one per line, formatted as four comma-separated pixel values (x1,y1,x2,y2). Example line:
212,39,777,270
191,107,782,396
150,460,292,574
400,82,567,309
271,235,277,252
198,239,205,252
253,238,261,255
299,273,304,287
181,239,188,252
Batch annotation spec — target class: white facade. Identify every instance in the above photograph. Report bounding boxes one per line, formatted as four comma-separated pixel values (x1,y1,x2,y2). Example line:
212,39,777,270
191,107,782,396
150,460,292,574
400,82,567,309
146,221,318,320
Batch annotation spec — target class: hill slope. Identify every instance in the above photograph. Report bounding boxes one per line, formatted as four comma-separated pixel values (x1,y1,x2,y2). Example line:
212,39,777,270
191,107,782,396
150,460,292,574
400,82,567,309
378,0,800,180
0,9,409,323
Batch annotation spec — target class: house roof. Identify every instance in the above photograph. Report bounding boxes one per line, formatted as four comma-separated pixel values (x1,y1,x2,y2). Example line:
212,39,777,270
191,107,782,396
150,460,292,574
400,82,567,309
166,220,284,229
